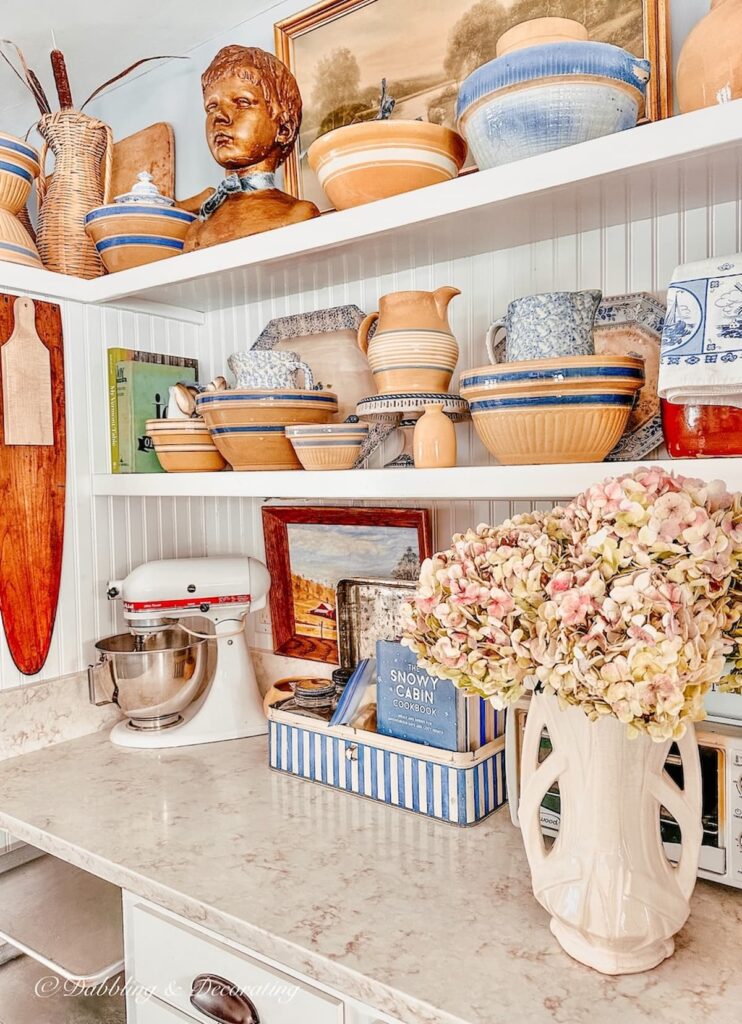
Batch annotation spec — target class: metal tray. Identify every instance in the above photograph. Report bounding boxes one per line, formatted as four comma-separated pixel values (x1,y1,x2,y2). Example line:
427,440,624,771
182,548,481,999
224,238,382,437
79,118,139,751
336,577,416,670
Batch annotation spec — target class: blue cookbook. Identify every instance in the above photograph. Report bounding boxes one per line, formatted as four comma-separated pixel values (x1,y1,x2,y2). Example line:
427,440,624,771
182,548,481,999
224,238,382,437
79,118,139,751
376,640,501,752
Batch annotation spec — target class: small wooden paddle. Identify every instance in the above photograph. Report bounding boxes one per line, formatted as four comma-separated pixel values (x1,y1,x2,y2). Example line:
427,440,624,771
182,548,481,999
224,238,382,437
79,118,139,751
1,297,53,446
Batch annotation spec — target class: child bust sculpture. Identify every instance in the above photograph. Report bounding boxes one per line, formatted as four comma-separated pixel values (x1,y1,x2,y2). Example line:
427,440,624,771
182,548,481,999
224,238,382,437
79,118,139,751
184,45,319,252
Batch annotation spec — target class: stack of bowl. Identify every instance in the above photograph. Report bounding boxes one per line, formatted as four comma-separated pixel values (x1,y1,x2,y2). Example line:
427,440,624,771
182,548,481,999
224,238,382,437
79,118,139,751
286,422,369,471
146,418,227,472
459,356,644,465
195,388,339,471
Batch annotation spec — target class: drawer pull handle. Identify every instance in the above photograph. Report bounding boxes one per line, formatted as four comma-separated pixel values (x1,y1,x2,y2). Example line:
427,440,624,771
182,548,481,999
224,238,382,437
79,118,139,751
190,973,260,1023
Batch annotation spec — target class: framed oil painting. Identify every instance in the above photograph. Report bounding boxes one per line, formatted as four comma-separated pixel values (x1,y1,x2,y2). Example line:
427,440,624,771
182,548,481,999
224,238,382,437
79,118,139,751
275,0,671,210
262,505,432,663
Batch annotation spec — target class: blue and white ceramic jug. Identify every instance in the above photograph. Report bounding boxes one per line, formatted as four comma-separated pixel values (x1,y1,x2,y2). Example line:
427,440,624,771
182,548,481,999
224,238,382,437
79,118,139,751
486,289,602,362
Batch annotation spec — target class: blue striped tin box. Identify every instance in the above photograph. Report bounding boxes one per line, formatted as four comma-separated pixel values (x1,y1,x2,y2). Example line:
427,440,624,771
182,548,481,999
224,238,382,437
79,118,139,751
268,710,507,826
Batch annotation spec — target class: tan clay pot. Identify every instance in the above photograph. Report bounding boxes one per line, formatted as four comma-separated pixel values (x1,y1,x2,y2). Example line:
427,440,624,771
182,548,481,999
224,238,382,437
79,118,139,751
413,404,457,468
209,426,302,472
153,446,227,473
496,17,588,58
358,287,460,394
677,0,742,112
307,120,467,210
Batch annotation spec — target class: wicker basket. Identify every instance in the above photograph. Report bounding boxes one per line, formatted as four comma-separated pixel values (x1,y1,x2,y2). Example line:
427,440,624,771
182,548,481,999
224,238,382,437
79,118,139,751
36,111,113,279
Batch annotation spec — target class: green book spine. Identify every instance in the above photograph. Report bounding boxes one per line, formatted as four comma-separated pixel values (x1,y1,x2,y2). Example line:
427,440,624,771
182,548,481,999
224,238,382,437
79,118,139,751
108,347,133,474
107,349,200,473
117,360,198,474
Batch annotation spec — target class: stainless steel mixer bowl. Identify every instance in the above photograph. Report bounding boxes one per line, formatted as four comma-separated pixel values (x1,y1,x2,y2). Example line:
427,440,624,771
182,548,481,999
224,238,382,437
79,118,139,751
94,628,208,730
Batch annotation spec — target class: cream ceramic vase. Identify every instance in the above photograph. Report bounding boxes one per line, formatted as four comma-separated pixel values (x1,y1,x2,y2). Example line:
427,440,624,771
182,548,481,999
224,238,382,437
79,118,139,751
518,693,703,975
677,0,742,112
358,287,460,395
413,403,457,467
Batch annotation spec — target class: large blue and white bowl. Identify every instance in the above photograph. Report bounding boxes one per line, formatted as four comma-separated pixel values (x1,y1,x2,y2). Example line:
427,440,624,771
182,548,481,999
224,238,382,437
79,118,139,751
456,41,651,170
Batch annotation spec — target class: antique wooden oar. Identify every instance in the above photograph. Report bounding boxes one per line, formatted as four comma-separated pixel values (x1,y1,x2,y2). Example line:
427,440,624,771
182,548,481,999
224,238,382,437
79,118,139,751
0,294,65,674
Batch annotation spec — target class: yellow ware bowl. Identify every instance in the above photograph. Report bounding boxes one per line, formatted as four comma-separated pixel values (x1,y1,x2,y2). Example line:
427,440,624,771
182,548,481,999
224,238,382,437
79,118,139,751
0,133,40,215
469,390,635,465
195,389,338,427
208,425,302,472
153,445,227,473
146,418,213,447
286,423,368,471
85,203,196,273
459,355,645,401
307,120,467,210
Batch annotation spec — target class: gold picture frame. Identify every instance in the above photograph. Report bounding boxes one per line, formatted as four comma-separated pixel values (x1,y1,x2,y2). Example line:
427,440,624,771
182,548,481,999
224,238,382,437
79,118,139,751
276,0,672,208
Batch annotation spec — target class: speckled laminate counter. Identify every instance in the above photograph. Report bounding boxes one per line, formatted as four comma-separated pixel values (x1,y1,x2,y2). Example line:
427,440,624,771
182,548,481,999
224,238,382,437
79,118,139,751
0,730,738,1024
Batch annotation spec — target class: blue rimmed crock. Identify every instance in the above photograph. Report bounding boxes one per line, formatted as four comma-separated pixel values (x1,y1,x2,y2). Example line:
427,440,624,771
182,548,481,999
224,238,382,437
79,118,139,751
85,172,196,273
456,41,651,170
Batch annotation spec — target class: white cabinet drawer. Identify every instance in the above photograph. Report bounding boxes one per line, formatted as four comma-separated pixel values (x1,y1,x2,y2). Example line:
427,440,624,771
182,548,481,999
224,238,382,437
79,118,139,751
128,901,344,1024
133,993,198,1023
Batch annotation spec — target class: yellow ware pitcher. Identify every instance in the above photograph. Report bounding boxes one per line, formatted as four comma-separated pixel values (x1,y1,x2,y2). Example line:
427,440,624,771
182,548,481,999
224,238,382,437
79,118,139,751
357,286,460,395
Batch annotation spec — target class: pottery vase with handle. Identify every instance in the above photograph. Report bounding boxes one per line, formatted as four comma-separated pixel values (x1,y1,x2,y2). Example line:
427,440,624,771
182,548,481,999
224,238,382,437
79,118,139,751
518,692,702,975
486,289,601,363
36,111,113,279
357,287,460,394
677,0,742,112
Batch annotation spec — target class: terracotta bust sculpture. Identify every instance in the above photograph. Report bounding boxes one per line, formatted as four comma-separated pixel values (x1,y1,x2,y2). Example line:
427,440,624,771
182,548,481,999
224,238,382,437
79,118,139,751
184,45,319,252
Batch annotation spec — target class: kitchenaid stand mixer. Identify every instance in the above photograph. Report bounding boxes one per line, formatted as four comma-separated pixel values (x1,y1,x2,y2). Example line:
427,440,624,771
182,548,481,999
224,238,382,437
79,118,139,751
89,556,270,749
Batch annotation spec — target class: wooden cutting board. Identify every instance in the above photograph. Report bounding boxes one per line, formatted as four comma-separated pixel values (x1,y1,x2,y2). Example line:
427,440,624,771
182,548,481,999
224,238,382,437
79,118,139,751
0,294,65,675
110,122,175,198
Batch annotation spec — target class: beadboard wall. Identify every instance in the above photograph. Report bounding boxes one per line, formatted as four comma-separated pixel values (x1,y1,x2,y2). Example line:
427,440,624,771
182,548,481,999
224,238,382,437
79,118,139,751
0,301,203,690
4,173,742,692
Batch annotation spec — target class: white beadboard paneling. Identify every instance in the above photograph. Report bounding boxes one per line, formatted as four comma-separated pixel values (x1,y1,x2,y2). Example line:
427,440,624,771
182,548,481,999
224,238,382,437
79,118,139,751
0,299,208,690
4,145,742,692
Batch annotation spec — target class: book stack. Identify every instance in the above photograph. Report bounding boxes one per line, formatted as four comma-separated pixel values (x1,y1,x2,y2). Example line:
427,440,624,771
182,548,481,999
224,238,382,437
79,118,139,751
108,348,198,473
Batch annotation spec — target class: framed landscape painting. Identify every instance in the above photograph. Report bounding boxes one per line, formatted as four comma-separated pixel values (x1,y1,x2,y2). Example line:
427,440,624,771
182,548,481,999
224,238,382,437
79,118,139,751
276,0,671,210
262,505,432,663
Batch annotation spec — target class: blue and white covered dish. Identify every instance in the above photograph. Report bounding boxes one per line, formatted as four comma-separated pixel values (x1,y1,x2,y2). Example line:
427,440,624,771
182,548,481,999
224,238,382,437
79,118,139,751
456,41,651,170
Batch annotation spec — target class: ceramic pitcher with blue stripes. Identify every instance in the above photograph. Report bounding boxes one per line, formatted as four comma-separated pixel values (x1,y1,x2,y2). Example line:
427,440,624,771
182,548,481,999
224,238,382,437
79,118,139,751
358,286,460,395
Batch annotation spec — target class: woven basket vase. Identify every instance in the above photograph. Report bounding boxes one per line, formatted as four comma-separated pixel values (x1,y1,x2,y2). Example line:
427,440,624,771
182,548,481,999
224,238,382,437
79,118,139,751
36,111,113,279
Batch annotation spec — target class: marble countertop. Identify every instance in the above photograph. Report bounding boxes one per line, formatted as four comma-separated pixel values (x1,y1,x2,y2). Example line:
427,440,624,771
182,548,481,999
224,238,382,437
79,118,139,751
0,731,739,1024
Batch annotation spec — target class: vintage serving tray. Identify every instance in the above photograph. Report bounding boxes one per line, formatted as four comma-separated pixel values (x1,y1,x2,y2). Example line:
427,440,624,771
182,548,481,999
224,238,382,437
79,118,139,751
336,577,416,669
594,291,665,461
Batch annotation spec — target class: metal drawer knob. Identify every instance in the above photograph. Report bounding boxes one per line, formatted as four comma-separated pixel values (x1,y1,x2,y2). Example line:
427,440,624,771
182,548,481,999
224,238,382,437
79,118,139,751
190,973,260,1023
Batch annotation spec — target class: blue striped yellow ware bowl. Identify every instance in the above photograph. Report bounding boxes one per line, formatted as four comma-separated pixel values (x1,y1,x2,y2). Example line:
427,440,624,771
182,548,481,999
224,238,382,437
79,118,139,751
459,355,645,400
460,357,644,465
457,41,651,170
286,422,369,471
0,133,40,214
207,425,302,472
84,202,196,273
195,388,338,427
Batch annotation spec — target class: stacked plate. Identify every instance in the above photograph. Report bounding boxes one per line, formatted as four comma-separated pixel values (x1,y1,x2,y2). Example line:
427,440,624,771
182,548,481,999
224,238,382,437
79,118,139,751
146,418,227,473
459,356,645,465
286,422,369,471
195,388,339,471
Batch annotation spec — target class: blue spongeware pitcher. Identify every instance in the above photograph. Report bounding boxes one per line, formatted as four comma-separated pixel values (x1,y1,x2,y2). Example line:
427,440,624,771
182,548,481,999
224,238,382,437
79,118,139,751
486,289,602,363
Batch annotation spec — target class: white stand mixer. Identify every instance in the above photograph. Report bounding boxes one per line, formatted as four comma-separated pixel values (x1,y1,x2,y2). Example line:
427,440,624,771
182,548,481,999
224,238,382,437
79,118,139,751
93,557,270,749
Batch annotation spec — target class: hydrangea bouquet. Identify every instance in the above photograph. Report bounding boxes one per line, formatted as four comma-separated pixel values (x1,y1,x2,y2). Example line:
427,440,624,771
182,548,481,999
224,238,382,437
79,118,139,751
403,468,742,741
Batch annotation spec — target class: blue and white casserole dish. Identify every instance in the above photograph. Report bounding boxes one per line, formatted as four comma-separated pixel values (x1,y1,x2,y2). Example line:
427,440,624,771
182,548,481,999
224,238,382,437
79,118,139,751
456,41,651,170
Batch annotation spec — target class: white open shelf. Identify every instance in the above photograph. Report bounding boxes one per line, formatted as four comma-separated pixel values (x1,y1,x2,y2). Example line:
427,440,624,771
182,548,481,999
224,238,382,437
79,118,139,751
92,459,742,501
6,101,742,315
